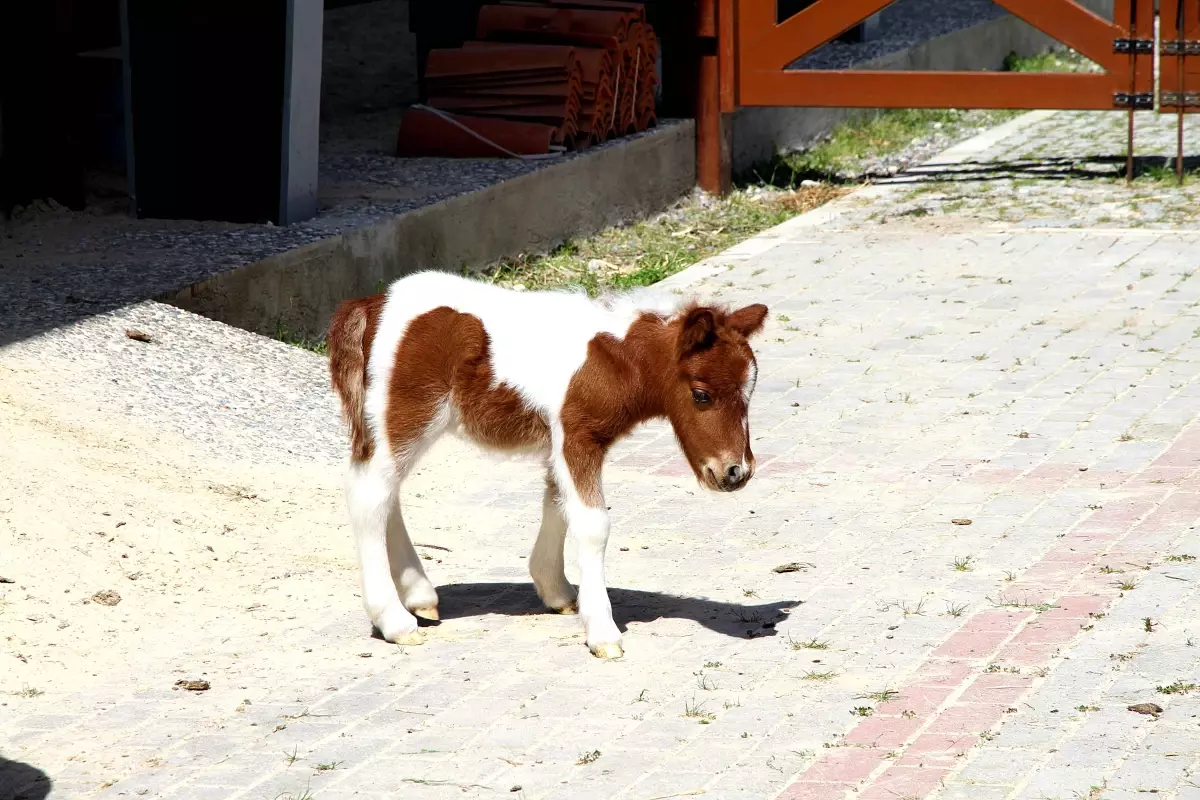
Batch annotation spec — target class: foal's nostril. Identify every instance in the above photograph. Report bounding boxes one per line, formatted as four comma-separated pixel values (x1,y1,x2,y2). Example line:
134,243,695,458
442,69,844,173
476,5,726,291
726,464,744,485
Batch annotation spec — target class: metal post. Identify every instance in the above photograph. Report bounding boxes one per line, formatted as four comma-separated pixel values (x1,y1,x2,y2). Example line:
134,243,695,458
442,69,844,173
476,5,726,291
280,0,323,224
123,0,322,223
1127,0,1138,184
696,0,731,195
1177,1,1187,185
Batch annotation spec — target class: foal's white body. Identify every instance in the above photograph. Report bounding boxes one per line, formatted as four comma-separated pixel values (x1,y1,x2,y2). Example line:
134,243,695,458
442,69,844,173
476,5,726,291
350,272,683,654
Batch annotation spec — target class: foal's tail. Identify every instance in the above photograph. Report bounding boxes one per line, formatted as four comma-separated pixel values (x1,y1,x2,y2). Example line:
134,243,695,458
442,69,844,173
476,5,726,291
328,296,382,463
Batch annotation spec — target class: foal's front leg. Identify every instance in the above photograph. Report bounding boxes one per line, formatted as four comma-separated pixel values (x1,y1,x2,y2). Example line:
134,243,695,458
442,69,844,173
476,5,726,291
558,471,622,659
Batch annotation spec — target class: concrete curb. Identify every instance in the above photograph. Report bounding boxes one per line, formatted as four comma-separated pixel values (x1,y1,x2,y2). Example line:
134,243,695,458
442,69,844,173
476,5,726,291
658,109,1055,295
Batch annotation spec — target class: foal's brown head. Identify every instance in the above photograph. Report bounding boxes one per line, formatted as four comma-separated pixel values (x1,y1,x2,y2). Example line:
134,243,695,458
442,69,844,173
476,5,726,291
665,302,769,492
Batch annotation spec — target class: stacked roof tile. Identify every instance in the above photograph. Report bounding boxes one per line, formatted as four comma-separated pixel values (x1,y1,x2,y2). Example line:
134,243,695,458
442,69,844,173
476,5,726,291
397,1,659,158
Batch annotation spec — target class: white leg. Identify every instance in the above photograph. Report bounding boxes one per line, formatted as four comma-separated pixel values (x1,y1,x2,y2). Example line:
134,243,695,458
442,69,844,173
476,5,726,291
564,498,622,659
530,476,577,613
387,504,440,620
347,457,422,645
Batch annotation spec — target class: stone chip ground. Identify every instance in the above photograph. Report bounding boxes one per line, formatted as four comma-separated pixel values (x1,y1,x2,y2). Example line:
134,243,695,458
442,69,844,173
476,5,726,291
4,109,1200,800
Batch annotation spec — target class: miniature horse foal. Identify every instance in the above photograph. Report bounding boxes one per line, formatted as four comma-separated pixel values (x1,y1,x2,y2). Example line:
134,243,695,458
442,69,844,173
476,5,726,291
328,271,767,658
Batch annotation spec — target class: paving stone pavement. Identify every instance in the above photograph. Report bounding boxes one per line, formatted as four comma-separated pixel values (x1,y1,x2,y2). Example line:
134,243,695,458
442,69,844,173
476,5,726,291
6,108,1200,800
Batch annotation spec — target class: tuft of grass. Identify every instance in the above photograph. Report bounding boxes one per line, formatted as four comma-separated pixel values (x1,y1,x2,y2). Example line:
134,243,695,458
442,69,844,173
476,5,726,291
1156,681,1197,695
1117,579,1138,592
576,749,602,765
1003,50,1101,74
850,706,875,717
279,787,316,800
737,608,763,624
945,601,968,618
790,636,829,651
1165,554,1196,563
683,696,717,722
315,761,342,772
988,595,1058,613
14,686,44,698
985,664,1022,674
772,109,967,183
952,555,975,572
486,185,844,295
802,670,838,681
1137,162,1199,184
900,598,928,616
857,689,898,704
273,319,328,355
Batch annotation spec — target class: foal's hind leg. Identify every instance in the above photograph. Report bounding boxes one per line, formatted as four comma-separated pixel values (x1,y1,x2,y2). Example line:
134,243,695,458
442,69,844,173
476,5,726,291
347,455,423,645
350,393,449,643
387,503,440,620
530,475,578,613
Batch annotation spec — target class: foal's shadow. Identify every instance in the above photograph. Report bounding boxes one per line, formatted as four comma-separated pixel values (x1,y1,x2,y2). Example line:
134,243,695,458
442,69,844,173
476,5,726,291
0,756,52,800
429,582,796,639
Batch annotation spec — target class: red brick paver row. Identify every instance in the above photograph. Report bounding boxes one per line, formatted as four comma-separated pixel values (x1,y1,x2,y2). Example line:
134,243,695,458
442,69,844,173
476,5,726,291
779,433,1200,800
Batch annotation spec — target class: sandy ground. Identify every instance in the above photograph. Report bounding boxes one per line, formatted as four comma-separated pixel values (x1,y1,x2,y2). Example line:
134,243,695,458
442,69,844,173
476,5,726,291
0,357,359,704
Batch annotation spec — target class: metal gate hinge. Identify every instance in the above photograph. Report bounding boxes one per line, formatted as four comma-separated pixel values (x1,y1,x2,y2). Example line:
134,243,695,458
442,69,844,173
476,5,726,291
1113,91,1154,109
1161,40,1200,56
1114,38,1154,54
1161,91,1200,108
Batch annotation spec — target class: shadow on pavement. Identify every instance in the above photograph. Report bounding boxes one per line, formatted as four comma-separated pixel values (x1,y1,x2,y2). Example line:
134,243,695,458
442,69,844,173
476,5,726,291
884,154,1200,185
0,755,51,800
432,581,796,639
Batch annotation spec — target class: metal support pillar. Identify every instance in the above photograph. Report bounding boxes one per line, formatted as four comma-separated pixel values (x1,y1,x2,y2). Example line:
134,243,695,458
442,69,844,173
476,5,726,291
123,0,322,224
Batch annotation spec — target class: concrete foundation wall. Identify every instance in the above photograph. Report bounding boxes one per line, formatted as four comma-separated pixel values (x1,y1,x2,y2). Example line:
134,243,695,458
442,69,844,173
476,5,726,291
163,122,696,338
732,0,1115,171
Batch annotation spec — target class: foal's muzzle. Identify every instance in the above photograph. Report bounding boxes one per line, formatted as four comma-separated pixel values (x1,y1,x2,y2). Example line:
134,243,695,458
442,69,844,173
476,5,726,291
705,461,752,492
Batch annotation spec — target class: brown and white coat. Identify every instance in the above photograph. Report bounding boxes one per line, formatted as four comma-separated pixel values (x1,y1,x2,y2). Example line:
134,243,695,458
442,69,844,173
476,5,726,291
329,271,767,657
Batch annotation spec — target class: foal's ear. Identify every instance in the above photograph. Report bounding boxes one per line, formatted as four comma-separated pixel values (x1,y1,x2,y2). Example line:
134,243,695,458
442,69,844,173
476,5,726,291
727,304,769,338
679,307,718,356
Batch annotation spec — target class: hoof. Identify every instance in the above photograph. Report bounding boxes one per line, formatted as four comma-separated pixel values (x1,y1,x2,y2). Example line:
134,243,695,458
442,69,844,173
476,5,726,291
412,606,440,621
590,642,624,659
376,604,424,645
390,629,425,646
553,601,578,615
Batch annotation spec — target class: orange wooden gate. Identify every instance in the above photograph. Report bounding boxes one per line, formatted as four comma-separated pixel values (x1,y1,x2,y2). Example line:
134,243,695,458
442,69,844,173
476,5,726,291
695,0,1199,191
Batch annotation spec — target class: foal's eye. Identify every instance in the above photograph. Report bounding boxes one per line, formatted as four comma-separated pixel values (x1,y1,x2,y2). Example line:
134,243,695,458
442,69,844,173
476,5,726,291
692,389,712,406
